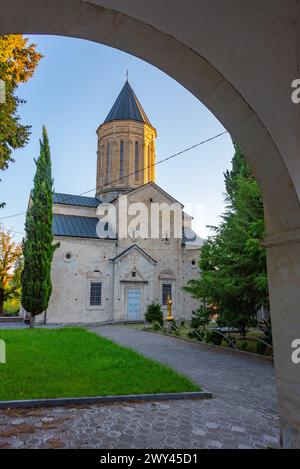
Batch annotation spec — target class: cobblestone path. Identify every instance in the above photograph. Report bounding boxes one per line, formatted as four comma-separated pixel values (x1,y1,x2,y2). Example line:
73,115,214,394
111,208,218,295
0,325,279,449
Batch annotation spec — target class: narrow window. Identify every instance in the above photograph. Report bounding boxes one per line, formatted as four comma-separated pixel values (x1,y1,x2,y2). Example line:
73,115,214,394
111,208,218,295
106,142,111,181
148,145,151,181
134,141,139,180
120,140,124,178
162,283,172,305
90,282,102,306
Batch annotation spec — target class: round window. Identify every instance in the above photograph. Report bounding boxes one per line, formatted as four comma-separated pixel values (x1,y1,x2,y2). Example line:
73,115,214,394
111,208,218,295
63,251,73,263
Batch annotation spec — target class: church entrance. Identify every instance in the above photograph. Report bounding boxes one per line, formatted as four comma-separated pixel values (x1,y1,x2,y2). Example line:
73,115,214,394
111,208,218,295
127,289,142,321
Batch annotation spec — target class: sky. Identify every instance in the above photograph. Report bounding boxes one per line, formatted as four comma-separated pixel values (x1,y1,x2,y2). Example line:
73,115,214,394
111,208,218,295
0,35,234,241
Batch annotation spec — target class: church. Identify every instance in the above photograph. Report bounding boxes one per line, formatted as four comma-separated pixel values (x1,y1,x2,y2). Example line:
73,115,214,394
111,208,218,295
43,81,203,324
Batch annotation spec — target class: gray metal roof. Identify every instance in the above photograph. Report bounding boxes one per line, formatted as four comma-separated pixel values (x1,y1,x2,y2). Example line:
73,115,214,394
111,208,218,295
182,227,204,247
52,214,116,239
52,214,202,245
53,192,100,208
104,81,152,125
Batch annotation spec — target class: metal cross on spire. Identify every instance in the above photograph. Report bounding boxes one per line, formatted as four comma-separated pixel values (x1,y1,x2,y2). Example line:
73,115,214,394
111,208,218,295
126,70,129,82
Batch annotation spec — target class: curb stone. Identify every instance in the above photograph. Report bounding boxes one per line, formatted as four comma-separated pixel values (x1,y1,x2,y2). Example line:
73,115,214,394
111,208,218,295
0,391,212,409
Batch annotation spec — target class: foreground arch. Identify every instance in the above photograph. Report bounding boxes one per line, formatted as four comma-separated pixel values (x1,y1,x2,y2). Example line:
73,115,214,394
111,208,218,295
1,0,300,447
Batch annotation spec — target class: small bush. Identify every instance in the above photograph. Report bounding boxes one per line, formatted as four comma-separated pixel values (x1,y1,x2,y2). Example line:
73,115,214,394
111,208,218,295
145,303,163,326
3,299,20,316
151,321,162,331
204,330,223,346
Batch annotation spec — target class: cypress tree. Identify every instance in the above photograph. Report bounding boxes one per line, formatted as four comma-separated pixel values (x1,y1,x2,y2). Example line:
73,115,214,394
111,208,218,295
21,127,58,327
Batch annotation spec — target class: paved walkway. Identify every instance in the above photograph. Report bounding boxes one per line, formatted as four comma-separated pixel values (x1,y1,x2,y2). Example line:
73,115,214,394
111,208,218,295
0,325,279,449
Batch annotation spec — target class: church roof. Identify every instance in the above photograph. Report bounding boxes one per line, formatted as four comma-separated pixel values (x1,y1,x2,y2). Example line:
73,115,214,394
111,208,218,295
52,214,116,239
182,227,204,247
104,81,152,125
53,192,100,208
53,213,202,246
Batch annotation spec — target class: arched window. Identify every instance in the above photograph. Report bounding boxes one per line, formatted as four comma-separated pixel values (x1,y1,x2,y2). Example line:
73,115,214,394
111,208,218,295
106,142,111,181
134,141,139,180
120,140,124,178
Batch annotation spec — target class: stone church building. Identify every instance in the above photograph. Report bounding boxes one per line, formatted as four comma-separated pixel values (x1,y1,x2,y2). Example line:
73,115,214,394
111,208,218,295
41,81,203,324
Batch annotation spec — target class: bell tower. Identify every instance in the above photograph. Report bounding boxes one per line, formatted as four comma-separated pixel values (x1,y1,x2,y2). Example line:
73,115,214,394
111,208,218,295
96,80,157,202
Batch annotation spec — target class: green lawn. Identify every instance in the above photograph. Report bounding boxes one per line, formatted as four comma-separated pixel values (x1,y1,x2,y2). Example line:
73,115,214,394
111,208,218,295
0,328,199,400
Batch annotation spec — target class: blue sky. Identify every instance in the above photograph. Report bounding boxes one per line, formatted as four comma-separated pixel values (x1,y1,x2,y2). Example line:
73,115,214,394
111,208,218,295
0,35,234,241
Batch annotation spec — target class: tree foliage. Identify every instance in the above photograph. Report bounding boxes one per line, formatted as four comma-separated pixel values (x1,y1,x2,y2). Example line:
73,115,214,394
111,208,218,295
0,230,22,315
21,127,58,326
184,144,269,335
0,35,42,186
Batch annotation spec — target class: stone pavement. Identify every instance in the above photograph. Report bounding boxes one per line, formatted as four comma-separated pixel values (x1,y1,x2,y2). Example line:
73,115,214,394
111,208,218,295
0,325,279,449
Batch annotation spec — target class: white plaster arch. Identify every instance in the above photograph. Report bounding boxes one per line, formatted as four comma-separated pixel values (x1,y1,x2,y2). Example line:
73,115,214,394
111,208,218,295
2,0,300,447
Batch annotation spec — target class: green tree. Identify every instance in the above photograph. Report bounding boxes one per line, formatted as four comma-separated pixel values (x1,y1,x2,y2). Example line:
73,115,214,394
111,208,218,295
21,127,58,327
184,144,269,336
0,35,42,206
0,230,22,315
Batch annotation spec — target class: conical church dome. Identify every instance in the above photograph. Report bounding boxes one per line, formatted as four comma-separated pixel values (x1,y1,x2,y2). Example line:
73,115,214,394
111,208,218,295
104,80,152,126
96,81,156,201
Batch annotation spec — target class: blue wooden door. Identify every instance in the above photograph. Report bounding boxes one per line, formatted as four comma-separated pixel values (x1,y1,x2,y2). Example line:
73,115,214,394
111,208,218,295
127,289,141,320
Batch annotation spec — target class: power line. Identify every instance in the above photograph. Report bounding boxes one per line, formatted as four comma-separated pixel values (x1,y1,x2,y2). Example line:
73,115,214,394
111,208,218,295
81,130,228,197
0,211,27,220
0,225,25,236
0,130,228,221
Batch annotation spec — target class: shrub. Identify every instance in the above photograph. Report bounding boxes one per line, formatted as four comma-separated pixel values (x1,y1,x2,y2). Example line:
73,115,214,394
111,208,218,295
204,330,223,346
191,306,210,329
3,298,20,316
187,326,205,342
145,303,163,326
151,321,162,331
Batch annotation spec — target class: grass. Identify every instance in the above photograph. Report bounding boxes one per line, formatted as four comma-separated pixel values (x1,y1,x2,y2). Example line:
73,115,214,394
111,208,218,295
0,328,199,401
